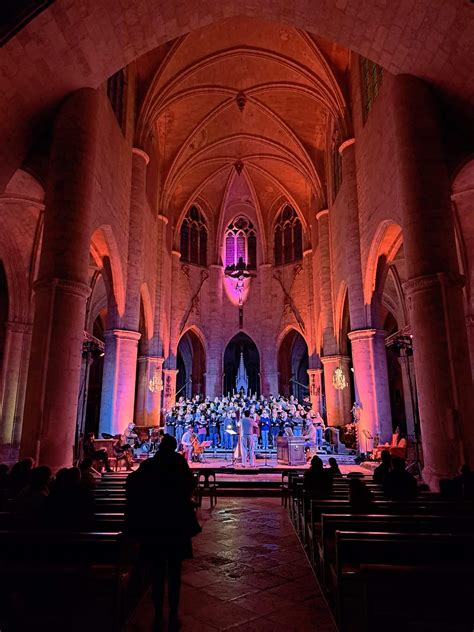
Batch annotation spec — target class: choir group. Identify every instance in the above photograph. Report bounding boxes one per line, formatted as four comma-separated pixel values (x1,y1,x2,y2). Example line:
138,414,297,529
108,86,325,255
162,392,326,451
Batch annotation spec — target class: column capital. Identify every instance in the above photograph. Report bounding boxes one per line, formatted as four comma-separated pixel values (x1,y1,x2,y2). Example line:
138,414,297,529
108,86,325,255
303,248,313,257
403,272,465,296
171,249,181,258
162,368,179,375
33,277,91,300
138,355,164,363
5,321,32,334
338,138,355,155
316,208,329,221
307,367,323,375
105,329,141,342
157,213,169,224
132,147,150,165
348,328,386,342
320,354,351,365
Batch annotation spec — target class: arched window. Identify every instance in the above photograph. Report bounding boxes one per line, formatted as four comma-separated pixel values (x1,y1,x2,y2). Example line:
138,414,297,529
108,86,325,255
224,216,257,269
180,206,207,265
274,205,303,265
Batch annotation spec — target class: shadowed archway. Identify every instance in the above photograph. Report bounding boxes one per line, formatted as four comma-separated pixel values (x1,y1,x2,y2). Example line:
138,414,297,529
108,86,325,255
278,329,309,401
177,330,206,399
223,333,260,397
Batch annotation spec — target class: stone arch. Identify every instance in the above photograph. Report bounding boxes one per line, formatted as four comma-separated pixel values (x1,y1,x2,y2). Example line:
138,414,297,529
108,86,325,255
177,327,206,398
334,281,348,352
363,220,403,325
223,332,260,396
140,283,154,345
277,327,309,401
90,225,126,318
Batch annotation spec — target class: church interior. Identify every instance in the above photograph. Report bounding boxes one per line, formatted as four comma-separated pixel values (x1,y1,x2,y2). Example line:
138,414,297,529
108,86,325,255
0,2,473,631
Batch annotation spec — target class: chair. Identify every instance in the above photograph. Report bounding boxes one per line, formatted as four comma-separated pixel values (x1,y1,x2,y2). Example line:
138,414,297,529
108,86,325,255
198,470,217,508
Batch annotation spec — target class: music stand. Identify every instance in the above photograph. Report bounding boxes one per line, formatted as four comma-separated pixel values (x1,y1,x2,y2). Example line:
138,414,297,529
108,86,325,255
224,430,237,468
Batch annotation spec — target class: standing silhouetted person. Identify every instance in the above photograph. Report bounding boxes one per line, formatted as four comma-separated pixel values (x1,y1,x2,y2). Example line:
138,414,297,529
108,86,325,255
327,457,342,476
373,450,392,485
383,457,418,500
126,434,199,632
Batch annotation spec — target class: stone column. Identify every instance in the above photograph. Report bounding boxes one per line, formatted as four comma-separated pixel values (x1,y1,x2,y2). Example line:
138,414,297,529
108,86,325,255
339,139,365,329
205,264,223,397
0,321,32,448
321,355,351,426
397,352,416,438
134,355,164,427
348,329,393,448
162,368,179,413
98,147,148,437
99,329,141,436
307,367,323,413
392,74,474,487
20,89,100,470
316,210,337,356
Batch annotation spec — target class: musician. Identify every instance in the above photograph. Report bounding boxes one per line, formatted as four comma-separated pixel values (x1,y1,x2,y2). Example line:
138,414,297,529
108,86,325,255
196,415,207,444
124,422,138,448
83,432,112,472
113,434,134,470
314,412,325,448
240,409,259,467
181,425,195,462
270,409,281,448
164,409,176,437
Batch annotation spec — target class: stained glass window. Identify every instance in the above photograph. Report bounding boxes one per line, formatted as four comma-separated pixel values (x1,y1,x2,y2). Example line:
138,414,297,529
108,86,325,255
224,216,256,269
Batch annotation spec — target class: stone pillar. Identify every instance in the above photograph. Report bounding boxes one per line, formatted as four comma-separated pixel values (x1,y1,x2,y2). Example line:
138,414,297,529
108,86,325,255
205,264,223,397
134,355,164,427
316,210,337,355
20,89,100,470
392,74,474,487
321,355,351,426
348,329,393,448
397,352,416,438
0,322,32,448
339,139,365,329
153,214,170,358
162,368,179,413
307,367,323,413
466,315,474,381
98,147,148,437
99,329,141,436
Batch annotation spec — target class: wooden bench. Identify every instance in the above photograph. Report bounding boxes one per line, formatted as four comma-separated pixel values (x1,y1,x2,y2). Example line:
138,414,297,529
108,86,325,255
0,529,141,632
334,532,474,631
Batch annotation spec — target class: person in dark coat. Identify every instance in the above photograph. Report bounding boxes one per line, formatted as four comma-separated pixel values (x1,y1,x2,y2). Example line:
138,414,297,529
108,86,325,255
383,457,418,501
126,434,199,632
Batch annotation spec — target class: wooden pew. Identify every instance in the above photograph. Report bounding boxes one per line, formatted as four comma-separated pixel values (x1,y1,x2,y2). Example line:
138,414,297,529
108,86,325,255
334,532,474,632
319,513,474,589
0,529,140,632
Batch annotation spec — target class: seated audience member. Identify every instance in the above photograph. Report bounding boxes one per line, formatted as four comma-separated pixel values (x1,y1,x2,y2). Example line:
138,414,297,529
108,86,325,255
373,449,392,484
304,455,333,497
349,478,374,512
79,458,99,490
453,464,474,501
8,457,35,498
327,457,342,476
83,432,112,472
14,465,51,518
46,467,93,527
383,457,418,501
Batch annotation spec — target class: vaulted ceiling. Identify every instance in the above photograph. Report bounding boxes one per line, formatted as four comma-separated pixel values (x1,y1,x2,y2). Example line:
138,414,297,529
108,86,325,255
136,17,350,234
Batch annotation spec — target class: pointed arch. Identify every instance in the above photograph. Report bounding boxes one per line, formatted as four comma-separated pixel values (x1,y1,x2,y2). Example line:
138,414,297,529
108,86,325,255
90,225,126,317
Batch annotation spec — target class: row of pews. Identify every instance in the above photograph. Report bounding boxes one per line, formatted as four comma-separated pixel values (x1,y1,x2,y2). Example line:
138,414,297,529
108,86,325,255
0,472,144,632
286,471,474,632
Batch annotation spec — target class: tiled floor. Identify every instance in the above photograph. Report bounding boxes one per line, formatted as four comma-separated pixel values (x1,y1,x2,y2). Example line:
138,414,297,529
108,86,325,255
126,498,336,631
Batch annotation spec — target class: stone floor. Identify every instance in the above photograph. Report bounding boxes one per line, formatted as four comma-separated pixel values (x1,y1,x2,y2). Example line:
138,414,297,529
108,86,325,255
126,497,336,631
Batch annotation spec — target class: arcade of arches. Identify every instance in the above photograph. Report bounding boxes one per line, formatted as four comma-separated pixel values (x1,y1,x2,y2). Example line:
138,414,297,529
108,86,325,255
0,5,473,491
